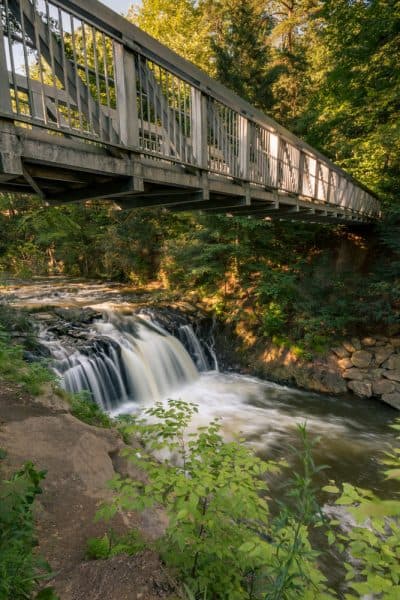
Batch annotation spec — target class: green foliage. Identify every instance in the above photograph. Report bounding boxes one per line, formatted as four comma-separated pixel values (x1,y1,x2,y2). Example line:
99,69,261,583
128,0,212,73
264,425,330,599
96,402,400,599
86,529,145,560
98,400,333,599
261,302,287,337
0,456,58,599
0,324,54,395
68,391,112,429
303,0,400,202
323,420,400,599
200,0,276,110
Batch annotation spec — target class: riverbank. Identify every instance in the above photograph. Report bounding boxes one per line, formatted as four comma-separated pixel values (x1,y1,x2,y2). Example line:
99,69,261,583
197,308,400,411
2,276,399,412
0,379,178,600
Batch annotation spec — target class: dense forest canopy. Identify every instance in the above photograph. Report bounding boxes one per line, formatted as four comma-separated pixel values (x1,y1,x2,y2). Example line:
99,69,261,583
1,0,400,350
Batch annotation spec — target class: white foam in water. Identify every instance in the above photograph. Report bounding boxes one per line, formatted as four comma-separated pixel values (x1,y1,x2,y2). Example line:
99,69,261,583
112,371,355,451
40,308,393,459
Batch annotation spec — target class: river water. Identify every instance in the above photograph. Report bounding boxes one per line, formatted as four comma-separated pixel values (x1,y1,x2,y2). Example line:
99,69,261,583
1,277,398,499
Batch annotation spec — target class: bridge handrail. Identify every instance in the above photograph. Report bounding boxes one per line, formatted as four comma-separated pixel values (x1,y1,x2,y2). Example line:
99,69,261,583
0,0,381,218
57,0,378,202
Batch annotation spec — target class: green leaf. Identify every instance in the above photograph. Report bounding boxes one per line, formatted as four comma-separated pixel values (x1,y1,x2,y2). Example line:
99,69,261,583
322,485,339,494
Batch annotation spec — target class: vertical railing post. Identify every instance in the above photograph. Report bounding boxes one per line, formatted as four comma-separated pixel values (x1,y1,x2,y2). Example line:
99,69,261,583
238,115,249,180
298,151,305,196
327,170,333,204
113,42,139,148
191,88,208,169
0,22,12,115
314,159,320,200
269,131,279,188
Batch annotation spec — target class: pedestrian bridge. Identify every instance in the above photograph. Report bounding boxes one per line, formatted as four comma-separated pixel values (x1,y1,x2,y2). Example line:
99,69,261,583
0,0,380,223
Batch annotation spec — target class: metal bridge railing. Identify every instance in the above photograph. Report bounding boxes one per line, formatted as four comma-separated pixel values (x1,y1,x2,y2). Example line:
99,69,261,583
0,0,381,218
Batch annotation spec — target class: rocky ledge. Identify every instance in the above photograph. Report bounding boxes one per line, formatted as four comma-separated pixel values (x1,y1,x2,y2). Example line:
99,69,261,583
332,336,400,410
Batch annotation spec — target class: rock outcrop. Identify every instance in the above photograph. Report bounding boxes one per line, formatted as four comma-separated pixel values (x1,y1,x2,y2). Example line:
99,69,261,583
0,381,173,600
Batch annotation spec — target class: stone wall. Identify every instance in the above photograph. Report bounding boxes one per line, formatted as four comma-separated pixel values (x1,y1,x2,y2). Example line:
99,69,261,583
245,335,400,411
332,336,400,410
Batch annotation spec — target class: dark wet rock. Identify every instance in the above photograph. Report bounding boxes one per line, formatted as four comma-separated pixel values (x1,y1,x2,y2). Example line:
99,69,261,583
53,307,101,324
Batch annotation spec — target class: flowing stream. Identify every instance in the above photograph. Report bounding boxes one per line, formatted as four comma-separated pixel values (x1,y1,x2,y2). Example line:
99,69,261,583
2,278,398,496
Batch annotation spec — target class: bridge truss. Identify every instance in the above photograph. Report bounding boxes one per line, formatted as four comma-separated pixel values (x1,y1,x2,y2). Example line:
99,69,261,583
0,0,380,222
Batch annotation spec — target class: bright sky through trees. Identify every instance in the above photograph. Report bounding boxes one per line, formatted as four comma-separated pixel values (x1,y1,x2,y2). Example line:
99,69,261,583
100,0,138,14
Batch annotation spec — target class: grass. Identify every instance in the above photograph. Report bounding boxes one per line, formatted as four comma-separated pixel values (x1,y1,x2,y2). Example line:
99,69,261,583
0,326,55,396
67,390,113,428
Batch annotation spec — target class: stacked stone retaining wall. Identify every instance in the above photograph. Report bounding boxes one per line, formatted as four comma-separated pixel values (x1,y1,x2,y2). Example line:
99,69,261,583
332,336,400,410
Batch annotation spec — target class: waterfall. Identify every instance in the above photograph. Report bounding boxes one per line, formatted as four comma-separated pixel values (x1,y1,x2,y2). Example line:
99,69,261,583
43,312,200,411
178,324,211,372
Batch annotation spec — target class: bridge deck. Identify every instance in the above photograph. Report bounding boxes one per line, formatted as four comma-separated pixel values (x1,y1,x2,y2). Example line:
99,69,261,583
0,0,380,223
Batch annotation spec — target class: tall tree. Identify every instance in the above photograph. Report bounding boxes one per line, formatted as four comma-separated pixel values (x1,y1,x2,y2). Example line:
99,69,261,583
265,0,322,128
200,0,276,110
127,0,212,73
304,0,400,202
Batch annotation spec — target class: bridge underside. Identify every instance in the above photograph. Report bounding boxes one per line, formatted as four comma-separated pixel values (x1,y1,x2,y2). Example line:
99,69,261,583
0,122,372,224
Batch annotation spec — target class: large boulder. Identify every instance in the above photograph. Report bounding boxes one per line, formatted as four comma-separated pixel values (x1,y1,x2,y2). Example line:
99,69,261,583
348,380,373,398
351,350,372,369
337,357,353,370
343,341,358,354
372,379,396,396
343,368,367,381
331,346,350,359
383,355,400,371
361,337,376,347
381,393,400,410
375,346,395,366
383,370,400,382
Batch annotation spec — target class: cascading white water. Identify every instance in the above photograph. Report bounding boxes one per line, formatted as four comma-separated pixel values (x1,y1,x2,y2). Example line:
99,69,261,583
44,312,199,411
178,324,212,371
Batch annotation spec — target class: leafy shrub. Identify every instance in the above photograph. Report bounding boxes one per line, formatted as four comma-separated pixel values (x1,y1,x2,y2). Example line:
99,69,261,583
68,391,112,428
0,453,58,599
86,529,145,560
97,400,332,599
324,421,400,599
261,302,288,337
0,325,54,395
